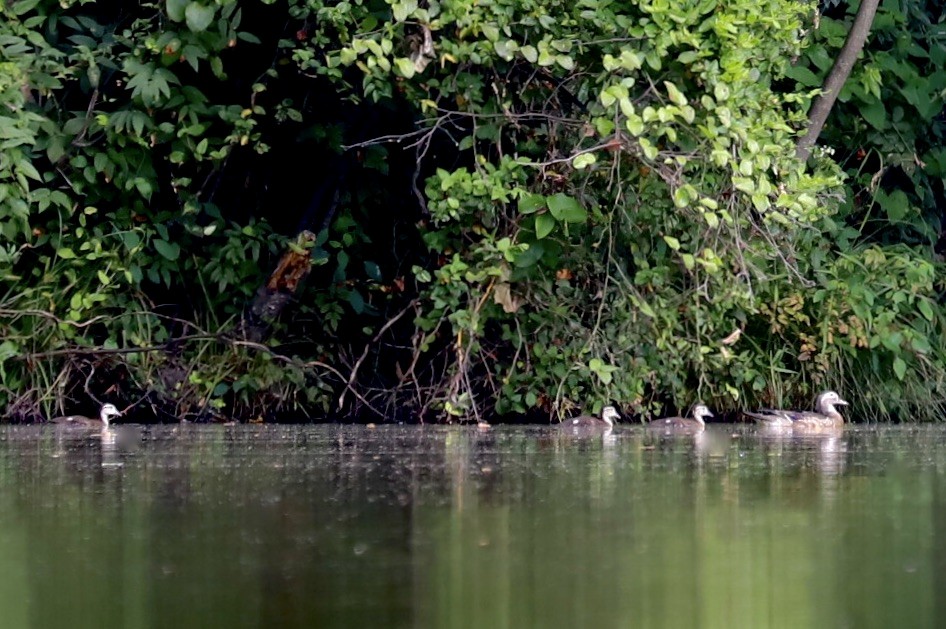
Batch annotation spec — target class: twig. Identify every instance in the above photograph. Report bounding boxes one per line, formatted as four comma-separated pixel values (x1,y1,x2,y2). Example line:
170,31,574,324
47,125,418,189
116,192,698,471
228,339,385,417
338,299,417,409
16,334,220,360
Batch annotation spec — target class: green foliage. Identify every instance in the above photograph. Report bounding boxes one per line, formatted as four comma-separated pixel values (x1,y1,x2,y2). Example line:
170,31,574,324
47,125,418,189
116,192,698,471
304,0,945,419
781,0,946,418
313,0,836,418
0,0,944,421
790,1,946,247
0,0,296,418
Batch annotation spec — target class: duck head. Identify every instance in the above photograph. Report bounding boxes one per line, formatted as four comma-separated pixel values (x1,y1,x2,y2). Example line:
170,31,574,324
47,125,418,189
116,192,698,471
691,404,714,425
600,406,621,428
99,403,122,427
815,391,848,416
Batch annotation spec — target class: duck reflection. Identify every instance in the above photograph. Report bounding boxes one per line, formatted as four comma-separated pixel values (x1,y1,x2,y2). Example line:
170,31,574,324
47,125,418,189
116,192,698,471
757,428,848,478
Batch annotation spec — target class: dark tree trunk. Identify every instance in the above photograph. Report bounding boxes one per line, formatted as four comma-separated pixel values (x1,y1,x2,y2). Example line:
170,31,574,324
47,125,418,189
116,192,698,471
796,0,881,161
238,230,316,342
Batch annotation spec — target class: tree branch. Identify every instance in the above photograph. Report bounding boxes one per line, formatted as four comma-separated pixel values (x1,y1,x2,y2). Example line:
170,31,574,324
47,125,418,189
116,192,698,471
796,0,881,161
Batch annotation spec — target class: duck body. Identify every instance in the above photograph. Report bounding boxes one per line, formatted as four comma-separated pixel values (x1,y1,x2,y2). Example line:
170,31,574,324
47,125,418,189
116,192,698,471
647,404,713,433
744,391,847,430
563,416,610,429
559,406,620,431
51,403,121,429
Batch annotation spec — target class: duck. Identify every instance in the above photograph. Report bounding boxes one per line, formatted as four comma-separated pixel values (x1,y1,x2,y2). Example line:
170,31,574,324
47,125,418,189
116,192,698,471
559,405,620,430
51,403,122,429
743,390,848,430
646,403,713,433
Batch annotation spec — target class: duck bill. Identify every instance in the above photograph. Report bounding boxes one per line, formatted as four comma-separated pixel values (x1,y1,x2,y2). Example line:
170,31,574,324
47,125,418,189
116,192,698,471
836,398,849,406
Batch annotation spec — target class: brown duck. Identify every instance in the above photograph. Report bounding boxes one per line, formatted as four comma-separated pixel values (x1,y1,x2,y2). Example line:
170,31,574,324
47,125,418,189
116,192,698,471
647,404,713,433
51,403,122,428
744,391,848,430
559,405,620,431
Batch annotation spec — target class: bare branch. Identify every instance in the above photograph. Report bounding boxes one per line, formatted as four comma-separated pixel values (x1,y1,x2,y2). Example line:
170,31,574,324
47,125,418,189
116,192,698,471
796,0,881,161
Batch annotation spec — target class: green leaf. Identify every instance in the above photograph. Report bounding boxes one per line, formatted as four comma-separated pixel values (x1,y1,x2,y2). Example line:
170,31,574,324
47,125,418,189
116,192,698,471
672,185,697,208
663,235,681,251
122,231,141,250
893,356,906,381
394,57,415,78
625,115,644,136
877,189,909,222
166,0,187,21
237,32,261,44
535,213,555,239
16,160,41,181
185,2,215,32
347,289,365,314
713,82,730,102
134,178,153,200
154,239,181,261
572,153,596,169
664,81,687,106
918,299,934,322
588,357,618,385
514,242,544,268
364,261,382,281
783,64,821,87
518,193,545,214
555,55,574,71
11,0,39,15
391,0,417,21
210,56,225,78
600,88,617,108
861,100,887,131
546,193,587,223
494,40,517,61
639,137,658,160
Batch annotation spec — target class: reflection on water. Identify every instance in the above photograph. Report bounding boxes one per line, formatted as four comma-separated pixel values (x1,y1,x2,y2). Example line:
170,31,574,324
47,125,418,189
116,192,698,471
0,424,944,628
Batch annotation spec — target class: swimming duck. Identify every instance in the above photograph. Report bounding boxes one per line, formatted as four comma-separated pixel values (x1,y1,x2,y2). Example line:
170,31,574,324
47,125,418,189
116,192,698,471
559,405,620,430
744,390,848,430
51,403,122,428
647,403,713,433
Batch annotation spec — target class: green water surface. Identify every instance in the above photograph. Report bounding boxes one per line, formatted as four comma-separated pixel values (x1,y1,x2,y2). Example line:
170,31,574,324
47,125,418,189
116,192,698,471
0,424,944,628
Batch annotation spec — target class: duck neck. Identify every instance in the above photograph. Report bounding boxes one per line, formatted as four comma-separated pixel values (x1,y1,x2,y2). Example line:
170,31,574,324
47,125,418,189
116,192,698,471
822,403,842,421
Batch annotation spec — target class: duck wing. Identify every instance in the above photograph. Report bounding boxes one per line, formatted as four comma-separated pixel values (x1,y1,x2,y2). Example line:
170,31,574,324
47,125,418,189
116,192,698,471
560,416,605,428
51,415,97,427
646,417,703,435
743,409,802,425
647,416,699,429
787,413,842,430
745,409,837,428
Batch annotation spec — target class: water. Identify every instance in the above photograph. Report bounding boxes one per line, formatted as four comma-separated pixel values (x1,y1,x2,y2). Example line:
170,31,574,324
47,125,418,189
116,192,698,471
0,424,944,628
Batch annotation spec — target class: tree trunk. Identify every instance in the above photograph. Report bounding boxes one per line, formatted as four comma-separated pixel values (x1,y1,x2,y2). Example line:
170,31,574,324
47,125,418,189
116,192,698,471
237,230,316,342
796,0,881,161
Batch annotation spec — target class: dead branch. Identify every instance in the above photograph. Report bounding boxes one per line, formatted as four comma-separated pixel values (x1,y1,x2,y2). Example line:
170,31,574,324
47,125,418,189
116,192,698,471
338,299,418,410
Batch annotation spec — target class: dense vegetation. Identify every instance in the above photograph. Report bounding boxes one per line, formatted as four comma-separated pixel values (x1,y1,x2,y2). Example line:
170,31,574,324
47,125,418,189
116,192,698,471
0,0,943,422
